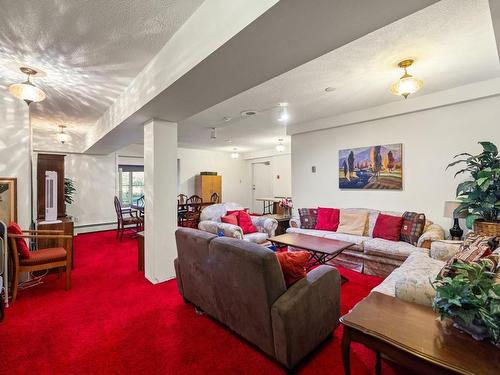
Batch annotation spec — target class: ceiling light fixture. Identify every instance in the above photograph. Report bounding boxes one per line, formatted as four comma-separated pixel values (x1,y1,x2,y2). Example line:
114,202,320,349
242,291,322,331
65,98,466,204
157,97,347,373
241,110,258,117
8,67,46,104
276,139,285,152
390,59,423,99
231,148,240,159
324,87,336,92
278,103,289,122
56,125,70,144
210,127,217,140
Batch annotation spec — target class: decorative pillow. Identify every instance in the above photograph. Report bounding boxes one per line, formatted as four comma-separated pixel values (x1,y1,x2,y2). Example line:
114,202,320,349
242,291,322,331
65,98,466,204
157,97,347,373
298,208,318,229
7,222,31,259
237,210,258,235
221,214,238,225
373,213,404,242
337,210,368,236
439,233,499,278
400,211,426,246
315,207,340,231
276,251,310,287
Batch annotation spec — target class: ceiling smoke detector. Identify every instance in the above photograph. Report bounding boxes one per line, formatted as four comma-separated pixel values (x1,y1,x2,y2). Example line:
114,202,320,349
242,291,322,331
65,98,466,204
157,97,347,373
240,110,258,117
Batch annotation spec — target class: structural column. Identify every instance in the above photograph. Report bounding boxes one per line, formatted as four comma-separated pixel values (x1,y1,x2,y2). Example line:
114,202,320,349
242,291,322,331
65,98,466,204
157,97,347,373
144,119,178,283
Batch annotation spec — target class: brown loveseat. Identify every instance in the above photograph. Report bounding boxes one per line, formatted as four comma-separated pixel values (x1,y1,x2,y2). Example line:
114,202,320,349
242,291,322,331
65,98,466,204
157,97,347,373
174,227,341,369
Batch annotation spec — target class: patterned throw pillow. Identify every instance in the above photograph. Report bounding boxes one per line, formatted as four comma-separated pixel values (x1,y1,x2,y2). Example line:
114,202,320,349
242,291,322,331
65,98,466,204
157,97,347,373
298,208,318,229
439,233,499,278
400,212,426,246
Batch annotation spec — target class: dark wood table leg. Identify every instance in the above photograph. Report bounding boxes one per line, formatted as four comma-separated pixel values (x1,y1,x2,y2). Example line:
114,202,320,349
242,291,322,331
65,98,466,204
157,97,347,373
375,351,381,375
341,326,352,375
138,235,144,272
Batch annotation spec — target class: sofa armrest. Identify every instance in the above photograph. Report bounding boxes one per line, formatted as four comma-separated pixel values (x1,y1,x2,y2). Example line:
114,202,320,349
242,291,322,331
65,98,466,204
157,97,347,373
271,265,341,369
251,216,278,237
217,222,244,240
417,223,445,249
429,240,462,261
289,217,301,229
198,220,219,235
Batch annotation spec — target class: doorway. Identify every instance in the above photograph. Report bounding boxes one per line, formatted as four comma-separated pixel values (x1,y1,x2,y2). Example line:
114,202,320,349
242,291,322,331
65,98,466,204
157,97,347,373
252,161,273,214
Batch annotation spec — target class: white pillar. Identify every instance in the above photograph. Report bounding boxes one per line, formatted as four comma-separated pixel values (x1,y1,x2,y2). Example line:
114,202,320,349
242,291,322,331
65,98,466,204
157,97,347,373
144,119,178,284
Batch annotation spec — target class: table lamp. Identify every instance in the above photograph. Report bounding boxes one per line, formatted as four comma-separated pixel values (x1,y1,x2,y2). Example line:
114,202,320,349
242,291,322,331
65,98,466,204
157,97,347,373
443,201,465,240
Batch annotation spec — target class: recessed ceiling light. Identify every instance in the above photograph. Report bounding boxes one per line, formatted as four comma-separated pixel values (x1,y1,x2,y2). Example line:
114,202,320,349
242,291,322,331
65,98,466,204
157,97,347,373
325,87,336,92
241,110,258,117
231,148,240,159
223,116,232,122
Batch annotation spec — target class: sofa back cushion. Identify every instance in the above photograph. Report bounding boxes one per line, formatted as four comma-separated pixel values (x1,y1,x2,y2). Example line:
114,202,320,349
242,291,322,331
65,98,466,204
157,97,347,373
400,212,426,246
315,207,340,231
175,228,218,317
298,208,318,229
337,210,368,236
209,237,287,356
372,213,404,241
200,202,244,222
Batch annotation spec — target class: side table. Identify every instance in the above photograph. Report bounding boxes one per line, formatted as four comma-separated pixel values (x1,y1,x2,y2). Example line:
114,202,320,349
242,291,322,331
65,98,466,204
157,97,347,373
266,214,291,236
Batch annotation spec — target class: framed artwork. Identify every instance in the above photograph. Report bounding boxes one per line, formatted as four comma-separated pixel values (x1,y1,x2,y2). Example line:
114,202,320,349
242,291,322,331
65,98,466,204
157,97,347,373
339,144,403,190
0,177,17,223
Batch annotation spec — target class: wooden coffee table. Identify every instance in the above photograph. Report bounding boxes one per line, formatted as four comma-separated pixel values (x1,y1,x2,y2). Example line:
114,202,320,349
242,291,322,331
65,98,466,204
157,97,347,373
340,292,500,375
269,233,353,278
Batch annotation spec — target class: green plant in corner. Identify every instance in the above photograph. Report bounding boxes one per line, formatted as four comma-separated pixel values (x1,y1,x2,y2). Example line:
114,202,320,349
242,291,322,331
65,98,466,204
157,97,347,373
64,177,76,205
432,259,500,346
447,141,500,223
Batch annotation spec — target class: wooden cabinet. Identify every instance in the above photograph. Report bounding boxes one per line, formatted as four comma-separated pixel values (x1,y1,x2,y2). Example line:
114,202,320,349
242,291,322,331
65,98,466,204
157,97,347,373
195,175,222,202
37,154,66,219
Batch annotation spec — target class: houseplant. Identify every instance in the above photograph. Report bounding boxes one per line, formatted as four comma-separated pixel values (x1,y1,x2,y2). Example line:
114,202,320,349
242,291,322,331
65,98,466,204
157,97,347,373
432,259,500,346
447,141,500,235
64,177,76,205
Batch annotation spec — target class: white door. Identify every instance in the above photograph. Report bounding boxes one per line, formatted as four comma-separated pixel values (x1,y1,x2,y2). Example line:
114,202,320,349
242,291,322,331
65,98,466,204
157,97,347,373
252,162,273,214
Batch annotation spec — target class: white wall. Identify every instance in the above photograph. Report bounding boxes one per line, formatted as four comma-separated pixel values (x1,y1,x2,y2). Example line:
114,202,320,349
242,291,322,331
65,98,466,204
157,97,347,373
0,95,30,228
292,96,500,230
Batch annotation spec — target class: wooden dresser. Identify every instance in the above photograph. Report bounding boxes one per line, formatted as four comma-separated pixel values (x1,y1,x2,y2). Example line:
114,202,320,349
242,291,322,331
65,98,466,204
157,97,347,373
195,174,222,202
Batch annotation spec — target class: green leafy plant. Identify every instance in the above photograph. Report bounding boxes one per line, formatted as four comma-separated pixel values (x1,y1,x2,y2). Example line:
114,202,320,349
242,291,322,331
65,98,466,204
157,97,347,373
432,260,500,346
447,141,500,222
64,178,76,205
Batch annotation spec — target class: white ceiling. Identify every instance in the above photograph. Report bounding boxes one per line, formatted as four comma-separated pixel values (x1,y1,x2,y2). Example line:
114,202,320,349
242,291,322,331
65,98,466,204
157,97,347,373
178,0,500,153
0,0,203,149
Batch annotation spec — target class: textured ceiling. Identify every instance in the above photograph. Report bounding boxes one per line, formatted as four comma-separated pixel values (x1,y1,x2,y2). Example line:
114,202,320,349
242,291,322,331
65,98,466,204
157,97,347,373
179,0,500,153
0,0,203,149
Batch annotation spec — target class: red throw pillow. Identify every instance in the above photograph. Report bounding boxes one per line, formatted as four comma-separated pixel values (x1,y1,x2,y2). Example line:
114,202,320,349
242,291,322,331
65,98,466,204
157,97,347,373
221,214,238,225
315,207,340,231
276,251,310,287
237,210,258,234
7,222,31,259
373,213,404,242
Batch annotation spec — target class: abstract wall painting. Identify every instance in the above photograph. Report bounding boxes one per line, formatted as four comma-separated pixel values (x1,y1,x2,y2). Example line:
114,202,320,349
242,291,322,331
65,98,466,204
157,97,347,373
339,144,403,190
0,178,17,223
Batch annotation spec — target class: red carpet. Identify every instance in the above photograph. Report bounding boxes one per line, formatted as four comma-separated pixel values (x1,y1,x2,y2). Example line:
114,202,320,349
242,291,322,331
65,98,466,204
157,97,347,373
1,231,402,374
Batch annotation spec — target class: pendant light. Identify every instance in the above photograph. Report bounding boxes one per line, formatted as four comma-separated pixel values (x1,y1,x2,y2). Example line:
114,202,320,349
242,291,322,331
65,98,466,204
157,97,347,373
8,67,46,104
390,59,423,99
56,125,70,144
276,139,285,152
278,103,289,122
231,148,240,159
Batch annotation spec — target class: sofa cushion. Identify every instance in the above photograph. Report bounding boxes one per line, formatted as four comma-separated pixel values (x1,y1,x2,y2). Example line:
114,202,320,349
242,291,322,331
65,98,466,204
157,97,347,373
400,212,426,246
221,213,238,225
394,252,446,306
243,232,268,244
323,232,368,252
298,208,318,229
364,238,426,261
7,222,30,259
276,251,309,287
337,210,368,236
315,207,339,231
286,227,332,238
373,213,403,242
238,211,258,234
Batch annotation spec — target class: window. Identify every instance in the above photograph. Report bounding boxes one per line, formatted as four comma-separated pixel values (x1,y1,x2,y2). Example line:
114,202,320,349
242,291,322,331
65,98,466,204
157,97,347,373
118,165,144,206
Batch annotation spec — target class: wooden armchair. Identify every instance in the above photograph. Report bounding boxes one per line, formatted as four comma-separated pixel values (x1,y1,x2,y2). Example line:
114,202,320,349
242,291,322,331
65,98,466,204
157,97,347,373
184,195,203,228
114,196,143,241
8,229,73,302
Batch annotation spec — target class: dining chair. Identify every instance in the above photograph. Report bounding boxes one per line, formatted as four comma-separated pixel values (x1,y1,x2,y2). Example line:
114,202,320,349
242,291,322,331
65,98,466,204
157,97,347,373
114,196,143,241
184,195,203,228
210,192,220,204
177,194,189,226
7,227,73,302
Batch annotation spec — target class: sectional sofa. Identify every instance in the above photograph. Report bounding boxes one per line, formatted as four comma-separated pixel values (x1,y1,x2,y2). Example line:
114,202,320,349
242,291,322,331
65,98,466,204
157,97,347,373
288,208,445,277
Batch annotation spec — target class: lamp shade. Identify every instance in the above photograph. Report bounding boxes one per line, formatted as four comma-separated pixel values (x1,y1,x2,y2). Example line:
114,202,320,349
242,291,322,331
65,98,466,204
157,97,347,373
443,200,465,218
8,81,46,103
390,74,423,99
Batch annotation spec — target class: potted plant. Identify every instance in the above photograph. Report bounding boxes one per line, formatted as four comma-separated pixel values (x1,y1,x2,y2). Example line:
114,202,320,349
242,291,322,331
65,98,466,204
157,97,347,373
432,259,500,346
64,178,76,211
447,142,500,236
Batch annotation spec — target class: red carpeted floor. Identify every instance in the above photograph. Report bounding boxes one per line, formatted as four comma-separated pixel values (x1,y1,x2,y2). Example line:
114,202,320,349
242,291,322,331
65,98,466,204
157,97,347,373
1,231,402,374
